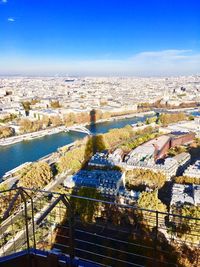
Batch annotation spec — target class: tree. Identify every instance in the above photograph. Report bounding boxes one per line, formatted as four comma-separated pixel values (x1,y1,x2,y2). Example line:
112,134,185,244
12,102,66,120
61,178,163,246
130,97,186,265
145,116,157,125
41,115,51,128
188,115,194,121
71,187,103,223
137,191,167,228
168,146,187,156
50,116,63,126
0,126,15,138
63,113,76,126
120,131,158,152
171,204,200,244
101,112,111,120
103,125,134,149
159,112,187,126
174,176,200,185
126,169,166,190
18,162,53,189
19,119,33,133
19,119,42,133
56,145,86,173
50,101,61,109
22,101,31,116
0,186,20,223
138,191,167,212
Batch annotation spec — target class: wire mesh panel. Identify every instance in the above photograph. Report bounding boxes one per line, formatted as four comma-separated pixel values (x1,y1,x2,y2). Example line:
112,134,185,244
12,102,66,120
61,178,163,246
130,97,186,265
0,187,199,267
0,188,33,257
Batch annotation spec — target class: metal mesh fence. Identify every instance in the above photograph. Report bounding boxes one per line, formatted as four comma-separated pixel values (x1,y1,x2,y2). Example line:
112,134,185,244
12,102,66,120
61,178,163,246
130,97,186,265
0,187,199,266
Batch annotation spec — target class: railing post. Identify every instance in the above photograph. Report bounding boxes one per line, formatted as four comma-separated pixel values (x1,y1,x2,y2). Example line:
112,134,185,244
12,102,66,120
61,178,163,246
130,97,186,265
21,189,36,249
62,195,75,266
153,210,159,267
69,207,75,266
19,188,30,252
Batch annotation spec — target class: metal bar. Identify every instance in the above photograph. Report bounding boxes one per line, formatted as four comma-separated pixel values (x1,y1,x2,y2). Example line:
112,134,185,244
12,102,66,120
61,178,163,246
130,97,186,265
78,256,110,267
2,190,21,220
75,247,145,267
36,195,63,225
75,238,156,262
153,211,159,267
62,195,75,266
75,228,154,250
0,187,199,267
19,188,30,253
21,188,36,249
3,187,200,221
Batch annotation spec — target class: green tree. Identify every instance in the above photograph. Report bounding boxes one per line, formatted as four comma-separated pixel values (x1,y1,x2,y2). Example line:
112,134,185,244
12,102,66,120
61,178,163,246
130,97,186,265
56,145,86,173
19,119,33,133
50,116,63,126
137,191,167,228
145,116,157,125
159,112,187,126
126,169,166,190
22,101,31,115
71,187,103,223
18,162,53,189
138,191,167,212
174,176,200,185
50,101,61,109
0,126,15,138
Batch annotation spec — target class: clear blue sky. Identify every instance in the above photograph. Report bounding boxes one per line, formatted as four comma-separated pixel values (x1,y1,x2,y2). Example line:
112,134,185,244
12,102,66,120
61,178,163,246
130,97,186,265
0,0,200,76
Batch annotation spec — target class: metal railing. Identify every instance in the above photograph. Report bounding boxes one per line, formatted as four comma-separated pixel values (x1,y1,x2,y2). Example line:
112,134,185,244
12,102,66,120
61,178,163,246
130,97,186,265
0,187,199,267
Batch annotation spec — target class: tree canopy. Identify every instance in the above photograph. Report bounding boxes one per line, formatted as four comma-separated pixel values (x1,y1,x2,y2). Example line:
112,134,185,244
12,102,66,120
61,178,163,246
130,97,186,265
126,169,166,190
158,112,187,126
18,162,53,189
138,191,167,212
0,126,15,139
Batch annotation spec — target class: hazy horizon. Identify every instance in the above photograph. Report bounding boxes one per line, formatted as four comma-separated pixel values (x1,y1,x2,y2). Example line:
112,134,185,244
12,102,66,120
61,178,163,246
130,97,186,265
1,0,200,76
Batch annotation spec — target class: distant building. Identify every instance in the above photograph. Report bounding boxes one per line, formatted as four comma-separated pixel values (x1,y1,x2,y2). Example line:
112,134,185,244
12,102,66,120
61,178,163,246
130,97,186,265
161,119,200,138
116,189,140,205
88,149,124,168
184,160,200,179
173,152,191,175
64,169,125,197
88,151,114,168
161,158,178,179
171,183,200,207
126,133,193,167
108,148,124,164
125,151,191,180
169,132,195,147
125,132,194,173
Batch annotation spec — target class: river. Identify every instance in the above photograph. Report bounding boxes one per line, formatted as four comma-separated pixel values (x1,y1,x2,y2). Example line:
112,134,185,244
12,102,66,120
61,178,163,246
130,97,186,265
0,115,149,177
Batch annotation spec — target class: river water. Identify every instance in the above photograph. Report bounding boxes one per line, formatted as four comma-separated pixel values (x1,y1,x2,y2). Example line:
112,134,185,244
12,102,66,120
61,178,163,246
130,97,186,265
0,115,149,177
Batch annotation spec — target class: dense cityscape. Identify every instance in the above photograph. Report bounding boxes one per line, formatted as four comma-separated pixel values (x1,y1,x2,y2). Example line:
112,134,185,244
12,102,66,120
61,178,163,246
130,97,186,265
0,0,200,266
0,75,200,266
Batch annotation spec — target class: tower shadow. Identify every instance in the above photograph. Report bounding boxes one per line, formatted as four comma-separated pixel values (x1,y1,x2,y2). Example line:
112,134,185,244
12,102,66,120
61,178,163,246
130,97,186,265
83,109,106,164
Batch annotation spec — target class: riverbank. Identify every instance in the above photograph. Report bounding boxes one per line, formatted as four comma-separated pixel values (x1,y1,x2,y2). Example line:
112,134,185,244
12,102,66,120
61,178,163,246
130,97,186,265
0,110,155,147
97,110,155,123
0,140,77,182
0,126,66,147
1,108,198,178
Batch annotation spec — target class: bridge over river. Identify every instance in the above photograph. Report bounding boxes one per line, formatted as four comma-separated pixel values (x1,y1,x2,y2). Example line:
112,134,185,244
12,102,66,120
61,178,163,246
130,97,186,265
65,126,92,135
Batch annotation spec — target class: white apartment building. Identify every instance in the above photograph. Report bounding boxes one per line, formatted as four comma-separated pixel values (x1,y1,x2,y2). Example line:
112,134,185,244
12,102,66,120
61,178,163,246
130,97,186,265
184,160,200,179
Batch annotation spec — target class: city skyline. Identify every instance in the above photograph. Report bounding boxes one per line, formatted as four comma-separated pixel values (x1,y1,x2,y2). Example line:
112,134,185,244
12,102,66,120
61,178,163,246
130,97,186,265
0,0,200,76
